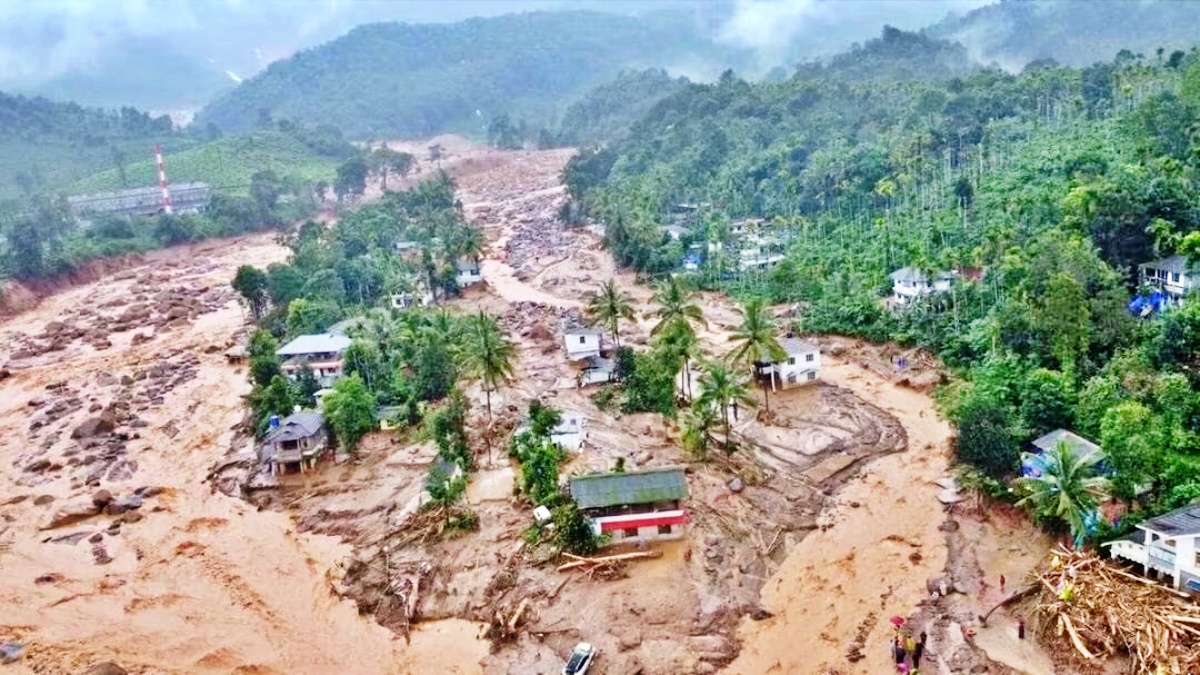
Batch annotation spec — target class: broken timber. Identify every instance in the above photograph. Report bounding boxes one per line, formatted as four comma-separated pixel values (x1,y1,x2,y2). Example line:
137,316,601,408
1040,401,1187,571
556,550,663,572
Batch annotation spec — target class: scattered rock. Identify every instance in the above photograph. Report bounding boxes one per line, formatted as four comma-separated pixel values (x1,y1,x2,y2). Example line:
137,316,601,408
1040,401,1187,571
0,641,23,664
2,495,28,506
615,626,643,651
121,511,144,524
938,519,960,532
26,458,51,472
91,544,112,565
96,372,117,387
86,663,128,675
91,489,114,508
102,502,128,517
34,572,64,584
134,485,166,498
849,500,861,508
926,574,951,596
89,532,104,544
43,501,101,529
72,415,115,440
749,608,775,621
32,494,55,506
727,477,745,493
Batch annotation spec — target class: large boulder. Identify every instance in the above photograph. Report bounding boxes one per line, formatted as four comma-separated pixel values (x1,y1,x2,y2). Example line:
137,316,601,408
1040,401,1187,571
43,501,101,529
72,416,115,440
85,662,127,675
91,489,114,508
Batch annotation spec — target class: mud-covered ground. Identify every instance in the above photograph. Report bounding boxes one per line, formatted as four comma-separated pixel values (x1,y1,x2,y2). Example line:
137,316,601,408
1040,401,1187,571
0,137,1069,675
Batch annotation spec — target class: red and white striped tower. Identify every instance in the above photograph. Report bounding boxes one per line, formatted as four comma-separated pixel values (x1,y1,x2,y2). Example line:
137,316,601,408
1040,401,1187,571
155,143,174,215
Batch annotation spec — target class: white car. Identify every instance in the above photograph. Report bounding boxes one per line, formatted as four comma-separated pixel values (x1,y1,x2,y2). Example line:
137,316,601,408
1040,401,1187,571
562,642,596,675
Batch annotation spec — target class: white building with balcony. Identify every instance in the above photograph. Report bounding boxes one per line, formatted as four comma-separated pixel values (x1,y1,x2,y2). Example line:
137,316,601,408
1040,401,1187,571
1139,254,1200,299
276,333,353,387
889,267,955,306
1106,504,1200,594
753,336,821,391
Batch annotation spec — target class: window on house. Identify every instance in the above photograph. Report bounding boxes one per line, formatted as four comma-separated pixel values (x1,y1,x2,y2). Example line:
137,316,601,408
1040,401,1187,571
658,524,673,535
622,528,638,538
787,372,797,384
1174,273,1182,283
787,357,796,365
807,372,816,381
806,353,814,362
579,335,586,344
1164,539,1177,548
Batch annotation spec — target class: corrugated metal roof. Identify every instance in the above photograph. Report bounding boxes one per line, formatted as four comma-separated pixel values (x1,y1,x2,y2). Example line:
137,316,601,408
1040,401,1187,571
569,467,688,510
262,411,325,444
1140,254,1197,275
1031,429,1100,456
1141,504,1200,536
276,333,352,356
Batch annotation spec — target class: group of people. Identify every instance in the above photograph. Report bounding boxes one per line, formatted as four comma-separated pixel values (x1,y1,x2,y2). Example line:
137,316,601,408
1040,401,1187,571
891,630,926,674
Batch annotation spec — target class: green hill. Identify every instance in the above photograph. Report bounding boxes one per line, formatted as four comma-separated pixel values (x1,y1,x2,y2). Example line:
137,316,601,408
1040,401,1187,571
66,127,353,196
929,0,1200,68
194,10,746,139
0,91,190,200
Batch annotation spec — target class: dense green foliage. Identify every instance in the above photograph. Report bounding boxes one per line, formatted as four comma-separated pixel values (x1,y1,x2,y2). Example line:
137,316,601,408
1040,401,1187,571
322,374,378,453
66,125,356,196
0,91,183,200
566,27,1200,526
555,69,689,147
195,11,744,139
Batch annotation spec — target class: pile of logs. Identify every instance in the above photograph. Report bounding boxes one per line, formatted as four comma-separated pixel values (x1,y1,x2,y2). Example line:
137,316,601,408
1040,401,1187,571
1030,546,1200,674
556,550,663,580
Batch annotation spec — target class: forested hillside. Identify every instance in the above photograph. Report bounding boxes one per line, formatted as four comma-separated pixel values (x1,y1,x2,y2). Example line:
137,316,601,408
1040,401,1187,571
567,26,1200,536
195,11,745,139
555,69,690,146
930,0,1200,68
0,92,189,200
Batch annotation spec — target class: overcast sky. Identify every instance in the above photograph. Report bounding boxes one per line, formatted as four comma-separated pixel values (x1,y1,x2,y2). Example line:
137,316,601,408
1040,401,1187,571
0,0,991,87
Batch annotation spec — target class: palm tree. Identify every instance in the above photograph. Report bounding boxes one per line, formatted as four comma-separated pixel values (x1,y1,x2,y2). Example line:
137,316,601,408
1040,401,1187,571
586,280,636,348
728,297,786,413
681,403,718,460
695,360,757,453
460,310,516,464
654,319,701,401
649,275,707,337
1016,441,1110,546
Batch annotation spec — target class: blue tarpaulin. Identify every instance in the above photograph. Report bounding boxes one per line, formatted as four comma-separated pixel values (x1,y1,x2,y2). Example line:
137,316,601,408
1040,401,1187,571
1127,290,1168,316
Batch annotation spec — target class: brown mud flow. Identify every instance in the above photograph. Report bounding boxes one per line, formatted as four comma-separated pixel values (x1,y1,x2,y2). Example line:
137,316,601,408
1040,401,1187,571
2,138,1063,674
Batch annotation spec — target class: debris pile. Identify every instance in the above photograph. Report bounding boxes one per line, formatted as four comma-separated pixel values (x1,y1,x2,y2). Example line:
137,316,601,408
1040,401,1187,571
1029,547,1200,674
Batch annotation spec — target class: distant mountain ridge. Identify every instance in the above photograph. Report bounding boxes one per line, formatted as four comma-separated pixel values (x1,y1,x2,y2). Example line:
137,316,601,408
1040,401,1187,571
929,0,1200,68
194,10,748,139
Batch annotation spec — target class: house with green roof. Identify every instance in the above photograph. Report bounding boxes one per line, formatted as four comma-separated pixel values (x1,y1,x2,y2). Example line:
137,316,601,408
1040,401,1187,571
568,466,689,546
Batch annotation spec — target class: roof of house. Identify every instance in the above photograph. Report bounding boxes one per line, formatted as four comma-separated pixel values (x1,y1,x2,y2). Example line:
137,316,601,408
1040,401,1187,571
276,333,353,357
565,325,604,336
1140,254,1198,275
262,411,325,444
781,336,819,355
890,267,954,283
1030,429,1101,456
569,467,688,510
1139,503,1200,536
